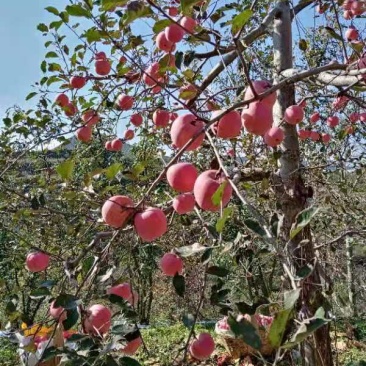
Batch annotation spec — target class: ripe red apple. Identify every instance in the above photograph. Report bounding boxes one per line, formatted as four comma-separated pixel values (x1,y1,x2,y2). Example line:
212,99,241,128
264,126,284,147
298,129,310,140
190,333,215,360
143,62,160,86
165,24,185,43
241,101,273,136
102,195,134,228
49,301,66,322
168,7,179,16
82,110,100,126
134,207,167,242
130,113,143,127
345,27,359,41
170,113,205,150
227,148,235,157
310,112,320,123
124,129,134,140
55,93,69,107
160,253,183,276
342,0,354,10
170,112,178,121
322,133,331,144
359,112,366,121
357,56,366,80
166,162,198,192
152,85,162,94
26,252,50,272
244,80,276,107
309,131,320,141
343,10,354,19
193,170,233,212
116,94,134,110
153,109,170,128
332,96,349,109
111,138,123,151
179,16,197,33
349,112,359,123
64,102,77,117
284,105,304,125
70,76,86,89
211,110,241,139
351,0,365,15
95,51,107,60
76,126,93,143
84,304,111,336
121,337,142,355
95,59,111,76
107,282,138,305
327,116,339,127
119,56,127,64
105,141,113,151
172,193,196,214
156,31,175,53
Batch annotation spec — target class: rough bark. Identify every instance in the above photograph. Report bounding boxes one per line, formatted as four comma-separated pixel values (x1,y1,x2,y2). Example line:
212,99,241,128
272,2,333,365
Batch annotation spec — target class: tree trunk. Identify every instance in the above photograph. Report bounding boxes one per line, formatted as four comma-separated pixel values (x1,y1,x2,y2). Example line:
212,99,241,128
272,2,333,365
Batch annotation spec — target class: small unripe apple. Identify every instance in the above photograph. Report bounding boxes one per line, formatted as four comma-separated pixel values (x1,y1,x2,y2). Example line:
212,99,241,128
327,116,339,127
310,112,320,123
190,333,215,360
70,76,86,89
284,105,304,125
166,162,198,192
116,94,134,110
26,252,50,272
76,126,93,143
55,93,69,107
241,101,273,136
160,253,183,276
153,109,170,128
102,195,134,228
131,113,143,127
165,24,185,43
211,110,241,139
156,31,175,53
82,110,100,126
95,59,111,76
264,126,284,147
193,170,232,212
179,16,197,33
84,304,111,336
172,193,196,214
170,113,205,151
134,207,167,242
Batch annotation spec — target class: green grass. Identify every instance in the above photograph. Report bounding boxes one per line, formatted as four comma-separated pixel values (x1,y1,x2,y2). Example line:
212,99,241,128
0,337,19,366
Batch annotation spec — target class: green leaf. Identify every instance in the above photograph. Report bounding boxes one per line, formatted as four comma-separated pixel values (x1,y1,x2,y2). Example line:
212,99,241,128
105,163,122,180
181,0,202,15
227,314,262,350
175,243,207,257
56,159,75,181
54,294,79,310
66,4,90,17
118,357,142,366
83,28,103,43
244,218,267,237
231,9,252,34
299,38,308,51
216,207,233,232
211,181,228,206
206,266,229,277
30,288,51,299
26,92,37,101
296,264,314,279
45,51,58,58
101,0,129,11
290,206,320,239
173,274,185,297
153,19,172,34
121,3,153,27
37,23,48,32
324,26,342,41
268,308,293,348
63,308,79,330
40,60,47,73
45,6,59,15
284,289,301,309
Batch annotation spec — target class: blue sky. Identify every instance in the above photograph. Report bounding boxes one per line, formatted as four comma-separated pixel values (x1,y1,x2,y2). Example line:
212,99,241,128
0,0,68,118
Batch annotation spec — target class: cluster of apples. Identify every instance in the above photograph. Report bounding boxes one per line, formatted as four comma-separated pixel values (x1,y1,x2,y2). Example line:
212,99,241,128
342,0,366,19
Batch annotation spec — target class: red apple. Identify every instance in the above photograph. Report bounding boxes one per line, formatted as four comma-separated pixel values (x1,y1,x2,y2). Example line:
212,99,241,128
70,76,86,89
102,195,134,228
84,304,111,336
166,162,198,192
134,207,167,242
172,193,196,214
26,252,50,272
160,253,183,276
